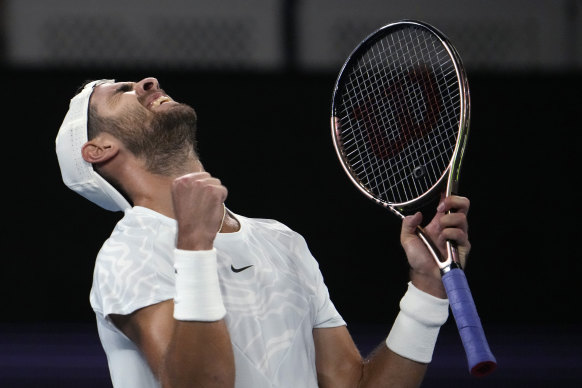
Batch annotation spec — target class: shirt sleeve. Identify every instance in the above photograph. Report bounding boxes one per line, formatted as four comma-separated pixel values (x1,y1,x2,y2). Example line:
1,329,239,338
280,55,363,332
312,265,346,328
292,233,346,329
90,219,175,318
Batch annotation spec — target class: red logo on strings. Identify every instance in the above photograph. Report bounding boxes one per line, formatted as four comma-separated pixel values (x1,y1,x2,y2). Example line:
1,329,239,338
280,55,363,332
352,66,443,159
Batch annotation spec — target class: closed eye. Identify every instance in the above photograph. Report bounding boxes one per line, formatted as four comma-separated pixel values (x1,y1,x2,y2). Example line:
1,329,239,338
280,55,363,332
115,83,134,93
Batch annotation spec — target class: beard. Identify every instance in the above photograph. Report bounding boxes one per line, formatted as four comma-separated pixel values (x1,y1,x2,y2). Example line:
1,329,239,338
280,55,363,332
118,103,199,176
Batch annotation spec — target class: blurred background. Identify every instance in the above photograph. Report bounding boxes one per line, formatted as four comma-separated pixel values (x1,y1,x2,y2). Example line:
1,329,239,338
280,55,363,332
0,0,580,386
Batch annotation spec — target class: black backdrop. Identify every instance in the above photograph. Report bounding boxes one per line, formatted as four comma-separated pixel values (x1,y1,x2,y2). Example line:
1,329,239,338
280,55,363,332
1,67,580,327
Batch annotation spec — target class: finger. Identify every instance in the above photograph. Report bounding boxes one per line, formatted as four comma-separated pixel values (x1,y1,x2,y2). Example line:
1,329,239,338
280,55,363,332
173,174,223,193
212,185,228,204
195,183,228,205
177,171,211,181
173,173,211,189
401,212,423,235
439,228,469,247
441,195,470,215
197,178,225,194
439,212,468,233
437,192,446,213
191,176,222,187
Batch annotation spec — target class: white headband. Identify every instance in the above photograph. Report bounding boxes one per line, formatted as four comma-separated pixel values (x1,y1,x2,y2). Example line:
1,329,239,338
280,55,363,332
55,79,132,212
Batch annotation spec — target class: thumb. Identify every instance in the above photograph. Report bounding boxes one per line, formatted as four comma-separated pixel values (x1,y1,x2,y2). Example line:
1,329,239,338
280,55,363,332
400,212,422,242
401,212,422,235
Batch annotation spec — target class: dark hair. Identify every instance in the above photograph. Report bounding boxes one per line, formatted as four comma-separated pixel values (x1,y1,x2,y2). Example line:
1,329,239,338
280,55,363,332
87,105,109,140
75,80,96,96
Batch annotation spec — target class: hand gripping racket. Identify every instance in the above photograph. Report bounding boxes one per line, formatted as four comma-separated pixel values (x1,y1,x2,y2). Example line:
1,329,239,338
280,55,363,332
331,20,496,377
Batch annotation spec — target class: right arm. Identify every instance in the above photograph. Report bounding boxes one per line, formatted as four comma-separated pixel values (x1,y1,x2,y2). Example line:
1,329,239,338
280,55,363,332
111,301,234,387
111,172,235,388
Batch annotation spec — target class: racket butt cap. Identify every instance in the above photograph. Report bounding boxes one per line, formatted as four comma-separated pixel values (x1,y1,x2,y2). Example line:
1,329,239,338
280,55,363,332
470,360,497,377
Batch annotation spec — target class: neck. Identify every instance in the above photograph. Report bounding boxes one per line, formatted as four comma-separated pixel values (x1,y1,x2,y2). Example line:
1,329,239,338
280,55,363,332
123,158,205,219
119,158,240,232
131,174,176,218
219,208,240,233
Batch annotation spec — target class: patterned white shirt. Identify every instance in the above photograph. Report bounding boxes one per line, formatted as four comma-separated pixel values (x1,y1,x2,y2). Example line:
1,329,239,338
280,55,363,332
90,206,345,387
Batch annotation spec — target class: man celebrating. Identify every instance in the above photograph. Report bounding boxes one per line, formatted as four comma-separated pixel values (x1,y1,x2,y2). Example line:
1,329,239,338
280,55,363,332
56,77,470,387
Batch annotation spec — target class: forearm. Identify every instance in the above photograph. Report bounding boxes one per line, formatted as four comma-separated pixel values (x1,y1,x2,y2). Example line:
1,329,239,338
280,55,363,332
316,283,448,388
162,320,234,388
163,248,235,387
361,283,448,387
316,336,430,388
359,345,427,388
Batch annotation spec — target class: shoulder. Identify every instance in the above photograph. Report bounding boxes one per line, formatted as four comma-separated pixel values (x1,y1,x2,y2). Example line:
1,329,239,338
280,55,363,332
98,206,176,268
102,206,176,252
113,206,175,234
90,207,176,316
238,214,318,271
242,215,306,244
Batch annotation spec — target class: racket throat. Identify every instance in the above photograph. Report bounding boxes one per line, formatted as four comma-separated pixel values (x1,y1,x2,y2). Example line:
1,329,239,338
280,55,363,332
440,243,463,274
416,225,462,272
440,260,462,274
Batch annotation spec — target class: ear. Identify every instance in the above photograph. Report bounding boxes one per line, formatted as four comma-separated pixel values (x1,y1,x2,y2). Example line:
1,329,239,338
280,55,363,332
81,135,120,164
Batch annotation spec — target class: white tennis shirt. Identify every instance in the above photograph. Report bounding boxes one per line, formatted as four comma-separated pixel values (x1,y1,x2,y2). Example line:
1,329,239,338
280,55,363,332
90,206,345,387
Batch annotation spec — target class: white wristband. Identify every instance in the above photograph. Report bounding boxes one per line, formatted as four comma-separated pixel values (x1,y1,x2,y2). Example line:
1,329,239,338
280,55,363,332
386,282,449,363
173,248,226,321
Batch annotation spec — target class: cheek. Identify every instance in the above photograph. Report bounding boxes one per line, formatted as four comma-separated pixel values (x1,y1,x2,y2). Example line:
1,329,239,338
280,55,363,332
123,105,153,127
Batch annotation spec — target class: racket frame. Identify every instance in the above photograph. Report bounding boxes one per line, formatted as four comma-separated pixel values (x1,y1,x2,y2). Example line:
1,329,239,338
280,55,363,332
331,20,470,271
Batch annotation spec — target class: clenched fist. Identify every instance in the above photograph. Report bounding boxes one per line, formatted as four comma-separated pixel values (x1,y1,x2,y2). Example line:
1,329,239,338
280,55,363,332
171,172,228,251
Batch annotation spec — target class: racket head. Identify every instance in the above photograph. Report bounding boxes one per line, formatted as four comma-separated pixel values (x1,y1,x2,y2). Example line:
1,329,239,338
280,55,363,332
331,20,470,215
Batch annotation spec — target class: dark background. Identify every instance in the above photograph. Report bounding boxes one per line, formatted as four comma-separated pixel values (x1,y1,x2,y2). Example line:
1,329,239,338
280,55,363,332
2,69,579,327
0,0,581,386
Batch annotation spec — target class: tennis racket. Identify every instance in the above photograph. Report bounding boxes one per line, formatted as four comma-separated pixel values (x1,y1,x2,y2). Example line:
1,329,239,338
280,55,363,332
331,20,496,377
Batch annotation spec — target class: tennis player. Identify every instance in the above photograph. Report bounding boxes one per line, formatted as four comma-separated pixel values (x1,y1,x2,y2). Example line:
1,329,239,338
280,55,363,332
55,77,470,388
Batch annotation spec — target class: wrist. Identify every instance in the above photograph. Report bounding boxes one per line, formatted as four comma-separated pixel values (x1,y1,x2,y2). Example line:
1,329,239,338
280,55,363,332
176,233,215,251
173,248,226,321
386,282,449,363
410,268,447,299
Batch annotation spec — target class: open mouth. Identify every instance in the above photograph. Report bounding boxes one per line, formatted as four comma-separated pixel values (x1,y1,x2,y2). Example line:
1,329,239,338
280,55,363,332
148,95,174,109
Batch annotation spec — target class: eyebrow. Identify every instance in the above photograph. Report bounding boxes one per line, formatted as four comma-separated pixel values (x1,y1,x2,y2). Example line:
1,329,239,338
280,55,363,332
113,82,134,93
105,82,134,105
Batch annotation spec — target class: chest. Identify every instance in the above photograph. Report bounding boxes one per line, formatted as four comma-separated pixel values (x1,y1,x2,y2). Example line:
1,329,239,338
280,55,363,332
215,237,318,375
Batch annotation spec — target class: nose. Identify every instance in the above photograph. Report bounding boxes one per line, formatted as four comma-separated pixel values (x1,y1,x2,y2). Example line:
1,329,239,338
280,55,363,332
135,77,160,96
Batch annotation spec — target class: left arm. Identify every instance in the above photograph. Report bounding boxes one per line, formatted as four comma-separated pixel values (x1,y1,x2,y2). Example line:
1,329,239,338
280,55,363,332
314,326,430,388
314,195,471,387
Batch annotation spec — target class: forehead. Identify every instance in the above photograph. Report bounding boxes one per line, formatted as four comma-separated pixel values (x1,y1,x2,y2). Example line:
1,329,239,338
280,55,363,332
90,81,123,101
89,81,132,113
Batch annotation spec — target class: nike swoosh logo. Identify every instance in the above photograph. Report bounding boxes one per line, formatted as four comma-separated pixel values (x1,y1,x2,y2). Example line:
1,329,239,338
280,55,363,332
231,264,254,273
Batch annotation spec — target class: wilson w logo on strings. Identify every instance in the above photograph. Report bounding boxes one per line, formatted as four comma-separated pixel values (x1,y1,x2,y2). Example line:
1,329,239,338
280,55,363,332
351,66,443,160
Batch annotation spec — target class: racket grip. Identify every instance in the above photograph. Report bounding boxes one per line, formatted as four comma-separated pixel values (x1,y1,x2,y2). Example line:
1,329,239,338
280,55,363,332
442,268,497,377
